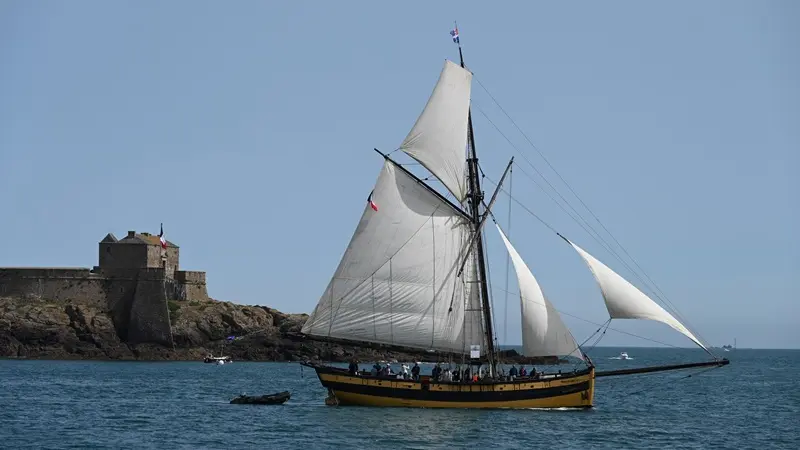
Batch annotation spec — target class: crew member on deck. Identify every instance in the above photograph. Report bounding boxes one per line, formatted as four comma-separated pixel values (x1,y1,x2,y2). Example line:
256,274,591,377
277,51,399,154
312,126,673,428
519,366,527,377
348,359,359,375
509,365,518,380
411,362,421,381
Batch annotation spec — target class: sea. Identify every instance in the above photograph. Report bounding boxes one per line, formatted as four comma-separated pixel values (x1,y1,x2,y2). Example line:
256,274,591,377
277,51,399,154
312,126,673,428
1,347,797,449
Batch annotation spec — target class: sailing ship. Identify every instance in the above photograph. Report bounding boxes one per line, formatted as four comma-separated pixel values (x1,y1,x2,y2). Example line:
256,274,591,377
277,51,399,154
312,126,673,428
299,32,729,408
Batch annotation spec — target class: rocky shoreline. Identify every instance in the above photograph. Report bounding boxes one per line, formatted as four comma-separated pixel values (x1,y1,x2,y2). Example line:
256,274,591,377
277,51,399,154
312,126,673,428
0,296,564,365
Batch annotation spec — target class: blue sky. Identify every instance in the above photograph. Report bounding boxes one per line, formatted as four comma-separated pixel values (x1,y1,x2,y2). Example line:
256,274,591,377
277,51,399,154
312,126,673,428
2,1,797,349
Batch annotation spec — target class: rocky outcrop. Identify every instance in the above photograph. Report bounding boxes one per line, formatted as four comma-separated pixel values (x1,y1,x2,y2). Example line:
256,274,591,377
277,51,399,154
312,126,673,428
0,296,436,362
0,296,566,365
0,297,133,359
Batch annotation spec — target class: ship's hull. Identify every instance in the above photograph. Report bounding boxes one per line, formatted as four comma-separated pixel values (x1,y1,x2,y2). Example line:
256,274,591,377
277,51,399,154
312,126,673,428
304,364,595,409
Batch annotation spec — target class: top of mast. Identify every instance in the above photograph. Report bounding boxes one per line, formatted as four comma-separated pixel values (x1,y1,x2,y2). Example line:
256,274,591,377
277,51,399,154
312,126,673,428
452,22,466,68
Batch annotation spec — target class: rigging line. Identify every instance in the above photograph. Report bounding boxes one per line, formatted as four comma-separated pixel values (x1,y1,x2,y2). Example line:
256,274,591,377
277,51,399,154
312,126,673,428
584,321,610,355
474,106,630,276
483,172,706,348
576,319,611,351
622,364,723,397
508,163,689,325
475,103,657,306
510,162,628,262
472,83,706,347
474,75,635,252
502,166,513,347
473,104,606,248
568,319,610,371
488,284,690,351
572,322,609,372
482,227,500,358
481,176,558,235
431,217,436,348
328,205,444,325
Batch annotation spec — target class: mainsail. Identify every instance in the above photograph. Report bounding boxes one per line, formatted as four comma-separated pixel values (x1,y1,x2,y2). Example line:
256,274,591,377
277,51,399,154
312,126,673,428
301,160,485,354
400,60,472,202
496,224,582,360
566,240,708,352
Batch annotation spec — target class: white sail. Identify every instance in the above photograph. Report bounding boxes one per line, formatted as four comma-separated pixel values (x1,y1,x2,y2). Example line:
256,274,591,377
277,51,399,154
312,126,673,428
567,240,707,351
302,160,485,354
496,225,583,359
400,60,472,202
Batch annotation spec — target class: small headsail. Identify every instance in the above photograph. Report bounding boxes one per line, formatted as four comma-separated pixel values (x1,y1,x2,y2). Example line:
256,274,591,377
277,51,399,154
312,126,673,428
400,60,472,202
566,240,708,352
301,160,483,354
496,224,583,359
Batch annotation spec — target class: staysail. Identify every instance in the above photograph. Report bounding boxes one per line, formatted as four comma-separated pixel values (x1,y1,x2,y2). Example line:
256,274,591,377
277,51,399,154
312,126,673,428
400,60,472,202
566,240,708,352
496,225,583,359
301,160,485,354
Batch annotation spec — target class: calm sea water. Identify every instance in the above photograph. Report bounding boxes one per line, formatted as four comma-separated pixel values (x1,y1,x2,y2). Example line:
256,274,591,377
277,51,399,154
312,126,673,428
1,347,798,449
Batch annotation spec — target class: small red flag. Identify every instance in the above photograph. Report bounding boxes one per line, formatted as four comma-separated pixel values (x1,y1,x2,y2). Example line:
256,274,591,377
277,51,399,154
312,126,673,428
367,191,378,212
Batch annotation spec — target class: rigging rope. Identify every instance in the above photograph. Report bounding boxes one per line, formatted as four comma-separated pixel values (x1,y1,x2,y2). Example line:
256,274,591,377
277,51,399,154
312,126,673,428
481,166,712,355
471,77,710,350
481,219,501,362
488,284,694,351
618,364,724,397
502,166,513,347
326,205,444,331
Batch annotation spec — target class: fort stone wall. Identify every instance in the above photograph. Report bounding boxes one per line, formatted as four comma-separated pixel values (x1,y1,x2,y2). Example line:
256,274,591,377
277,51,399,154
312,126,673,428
174,270,208,302
99,244,149,270
0,268,107,308
127,268,174,346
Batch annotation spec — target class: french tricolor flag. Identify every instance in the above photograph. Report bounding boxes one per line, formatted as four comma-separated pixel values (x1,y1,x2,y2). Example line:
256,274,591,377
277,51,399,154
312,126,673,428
367,190,378,212
158,223,167,249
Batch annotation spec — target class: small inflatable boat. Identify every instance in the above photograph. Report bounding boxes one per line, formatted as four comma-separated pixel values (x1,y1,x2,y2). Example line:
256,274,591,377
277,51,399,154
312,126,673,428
230,391,291,405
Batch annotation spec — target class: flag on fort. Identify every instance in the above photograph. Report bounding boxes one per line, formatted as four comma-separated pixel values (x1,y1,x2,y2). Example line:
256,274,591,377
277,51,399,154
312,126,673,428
367,190,378,211
158,223,167,249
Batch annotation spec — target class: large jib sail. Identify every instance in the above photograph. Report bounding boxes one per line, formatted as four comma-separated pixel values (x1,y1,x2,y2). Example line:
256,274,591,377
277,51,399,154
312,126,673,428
400,60,472,202
496,224,583,360
565,239,708,352
301,160,485,354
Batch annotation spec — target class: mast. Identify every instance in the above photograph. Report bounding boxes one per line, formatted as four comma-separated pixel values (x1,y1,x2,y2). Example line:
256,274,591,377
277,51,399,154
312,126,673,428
456,31,497,372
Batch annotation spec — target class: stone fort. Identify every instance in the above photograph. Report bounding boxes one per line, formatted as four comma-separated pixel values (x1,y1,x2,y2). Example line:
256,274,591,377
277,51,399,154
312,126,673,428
0,230,208,346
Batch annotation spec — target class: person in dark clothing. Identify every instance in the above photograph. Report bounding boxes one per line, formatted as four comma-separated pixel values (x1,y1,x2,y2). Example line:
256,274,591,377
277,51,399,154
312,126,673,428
509,365,518,378
463,367,470,382
348,360,359,375
411,362,421,381
519,366,527,377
